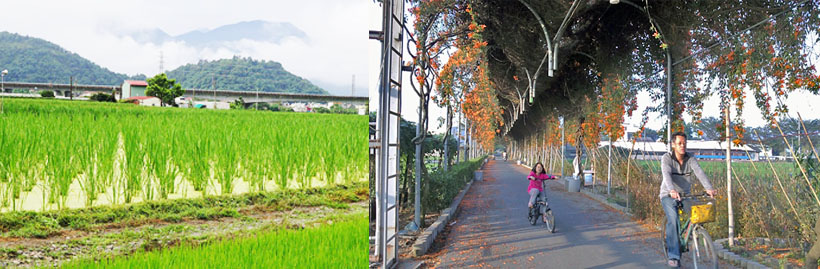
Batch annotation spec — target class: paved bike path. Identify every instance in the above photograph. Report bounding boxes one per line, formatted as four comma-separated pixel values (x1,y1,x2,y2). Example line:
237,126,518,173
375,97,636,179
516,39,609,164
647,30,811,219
428,159,667,268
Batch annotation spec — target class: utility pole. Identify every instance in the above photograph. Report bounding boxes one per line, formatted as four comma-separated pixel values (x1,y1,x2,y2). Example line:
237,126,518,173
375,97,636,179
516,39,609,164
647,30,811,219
70,76,74,101
726,105,735,246
159,51,165,74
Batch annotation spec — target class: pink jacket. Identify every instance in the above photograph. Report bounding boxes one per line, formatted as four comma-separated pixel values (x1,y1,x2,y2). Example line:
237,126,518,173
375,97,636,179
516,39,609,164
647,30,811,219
527,171,555,192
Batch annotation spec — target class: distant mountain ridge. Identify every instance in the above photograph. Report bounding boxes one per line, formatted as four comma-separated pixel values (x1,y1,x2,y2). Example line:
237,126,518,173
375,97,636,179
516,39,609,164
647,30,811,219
0,31,143,85
0,31,328,95
124,20,308,48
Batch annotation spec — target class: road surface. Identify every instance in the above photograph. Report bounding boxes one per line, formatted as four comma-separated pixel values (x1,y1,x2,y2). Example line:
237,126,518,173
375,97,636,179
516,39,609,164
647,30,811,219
426,159,671,268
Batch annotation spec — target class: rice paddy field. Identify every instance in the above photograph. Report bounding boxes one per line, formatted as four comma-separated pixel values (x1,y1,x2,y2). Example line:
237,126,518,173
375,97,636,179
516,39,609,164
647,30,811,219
0,98,368,212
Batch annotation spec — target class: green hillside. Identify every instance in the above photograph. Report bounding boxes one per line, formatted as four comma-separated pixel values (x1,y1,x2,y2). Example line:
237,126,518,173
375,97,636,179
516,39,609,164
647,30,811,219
166,57,328,94
0,31,142,85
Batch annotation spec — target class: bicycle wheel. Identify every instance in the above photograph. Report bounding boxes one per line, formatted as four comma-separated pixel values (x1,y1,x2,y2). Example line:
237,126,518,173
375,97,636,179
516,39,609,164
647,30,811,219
688,225,718,269
542,209,555,233
529,206,537,225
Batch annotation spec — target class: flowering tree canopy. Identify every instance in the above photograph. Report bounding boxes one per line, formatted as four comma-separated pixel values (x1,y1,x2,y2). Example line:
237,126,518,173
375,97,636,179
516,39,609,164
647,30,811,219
415,0,820,148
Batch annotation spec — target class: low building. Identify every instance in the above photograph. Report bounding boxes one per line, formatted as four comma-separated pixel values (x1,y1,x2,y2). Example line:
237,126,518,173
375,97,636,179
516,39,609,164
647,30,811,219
191,101,230,109
356,104,367,115
121,80,148,99
287,102,308,112
600,140,759,161
122,96,161,107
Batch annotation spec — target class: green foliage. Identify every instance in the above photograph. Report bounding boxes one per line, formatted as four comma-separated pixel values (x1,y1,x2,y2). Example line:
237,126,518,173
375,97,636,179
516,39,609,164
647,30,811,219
422,157,486,213
230,97,246,109
313,106,331,113
89,93,115,102
39,90,55,98
269,103,284,111
252,102,271,111
0,31,144,84
62,213,367,269
166,56,328,94
146,73,184,107
330,104,357,114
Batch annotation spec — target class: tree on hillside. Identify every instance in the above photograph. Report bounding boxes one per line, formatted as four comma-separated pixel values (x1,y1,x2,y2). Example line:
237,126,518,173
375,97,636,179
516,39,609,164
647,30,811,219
146,73,185,107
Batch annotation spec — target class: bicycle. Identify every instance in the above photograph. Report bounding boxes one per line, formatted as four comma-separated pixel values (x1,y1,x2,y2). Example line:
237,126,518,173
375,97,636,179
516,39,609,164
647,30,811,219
528,181,555,233
662,193,718,269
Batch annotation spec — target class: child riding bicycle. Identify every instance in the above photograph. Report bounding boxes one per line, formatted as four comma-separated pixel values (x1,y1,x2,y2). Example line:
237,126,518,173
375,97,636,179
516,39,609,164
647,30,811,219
527,162,556,209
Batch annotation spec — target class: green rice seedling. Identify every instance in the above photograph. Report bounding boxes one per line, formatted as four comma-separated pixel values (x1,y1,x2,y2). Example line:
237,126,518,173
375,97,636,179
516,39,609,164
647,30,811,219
0,98,368,211
62,213,368,268
215,130,238,194
122,129,145,204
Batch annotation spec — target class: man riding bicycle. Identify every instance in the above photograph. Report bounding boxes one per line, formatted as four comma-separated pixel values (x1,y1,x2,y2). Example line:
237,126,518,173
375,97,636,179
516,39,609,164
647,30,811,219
660,132,718,268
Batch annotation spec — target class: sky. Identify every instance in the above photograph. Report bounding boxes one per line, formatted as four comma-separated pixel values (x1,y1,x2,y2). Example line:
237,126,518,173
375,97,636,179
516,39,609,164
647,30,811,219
368,3,820,134
0,0,369,96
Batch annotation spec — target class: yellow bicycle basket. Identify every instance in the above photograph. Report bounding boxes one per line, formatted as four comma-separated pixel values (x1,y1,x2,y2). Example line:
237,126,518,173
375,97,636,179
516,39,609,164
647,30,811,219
686,197,716,224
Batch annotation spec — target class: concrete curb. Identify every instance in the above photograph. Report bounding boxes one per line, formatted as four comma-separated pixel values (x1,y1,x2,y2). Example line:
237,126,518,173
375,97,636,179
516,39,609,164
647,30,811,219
713,238,799,269
411,178,475,257
576,184,634,218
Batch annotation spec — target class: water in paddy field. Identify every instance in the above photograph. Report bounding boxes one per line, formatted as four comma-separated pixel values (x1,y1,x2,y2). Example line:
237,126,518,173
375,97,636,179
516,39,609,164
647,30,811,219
0,173,361,213
0,133,365,212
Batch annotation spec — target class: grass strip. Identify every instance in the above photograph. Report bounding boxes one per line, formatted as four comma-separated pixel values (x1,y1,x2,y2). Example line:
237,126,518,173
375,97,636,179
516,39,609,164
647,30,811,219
61,213,368,269
0,181,366,238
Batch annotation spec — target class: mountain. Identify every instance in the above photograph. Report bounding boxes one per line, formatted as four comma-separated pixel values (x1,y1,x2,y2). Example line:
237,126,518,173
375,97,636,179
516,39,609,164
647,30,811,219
0,31,144,85
124,20,308,48
166,57,328,94
0,31,327,95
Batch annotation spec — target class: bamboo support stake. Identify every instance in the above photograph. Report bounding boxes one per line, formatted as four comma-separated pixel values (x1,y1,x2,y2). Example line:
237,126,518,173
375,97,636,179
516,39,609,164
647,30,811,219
729,163,772,239
798,112,820,169
773,119,820,207
755,130,803,225
625,138,637,211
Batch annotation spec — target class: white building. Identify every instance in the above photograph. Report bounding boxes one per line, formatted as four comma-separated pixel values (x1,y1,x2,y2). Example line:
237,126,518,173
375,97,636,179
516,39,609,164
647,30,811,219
599,140,760,161
122,96,161,107
121,80,148,99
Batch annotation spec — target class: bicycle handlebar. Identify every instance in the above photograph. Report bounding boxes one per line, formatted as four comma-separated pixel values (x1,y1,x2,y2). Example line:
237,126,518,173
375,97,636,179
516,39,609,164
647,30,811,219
678,193,711,199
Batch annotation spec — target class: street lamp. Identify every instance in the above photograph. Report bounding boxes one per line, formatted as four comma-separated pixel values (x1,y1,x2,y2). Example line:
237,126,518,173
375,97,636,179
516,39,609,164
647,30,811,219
1,69,8,114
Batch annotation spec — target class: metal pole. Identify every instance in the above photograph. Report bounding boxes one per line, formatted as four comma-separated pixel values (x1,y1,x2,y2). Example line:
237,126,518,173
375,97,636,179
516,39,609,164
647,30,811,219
726,105,735,246
560,116,565,179
414,104,423,229
607,137,612,195
457,110,461,163
666,51,672,148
